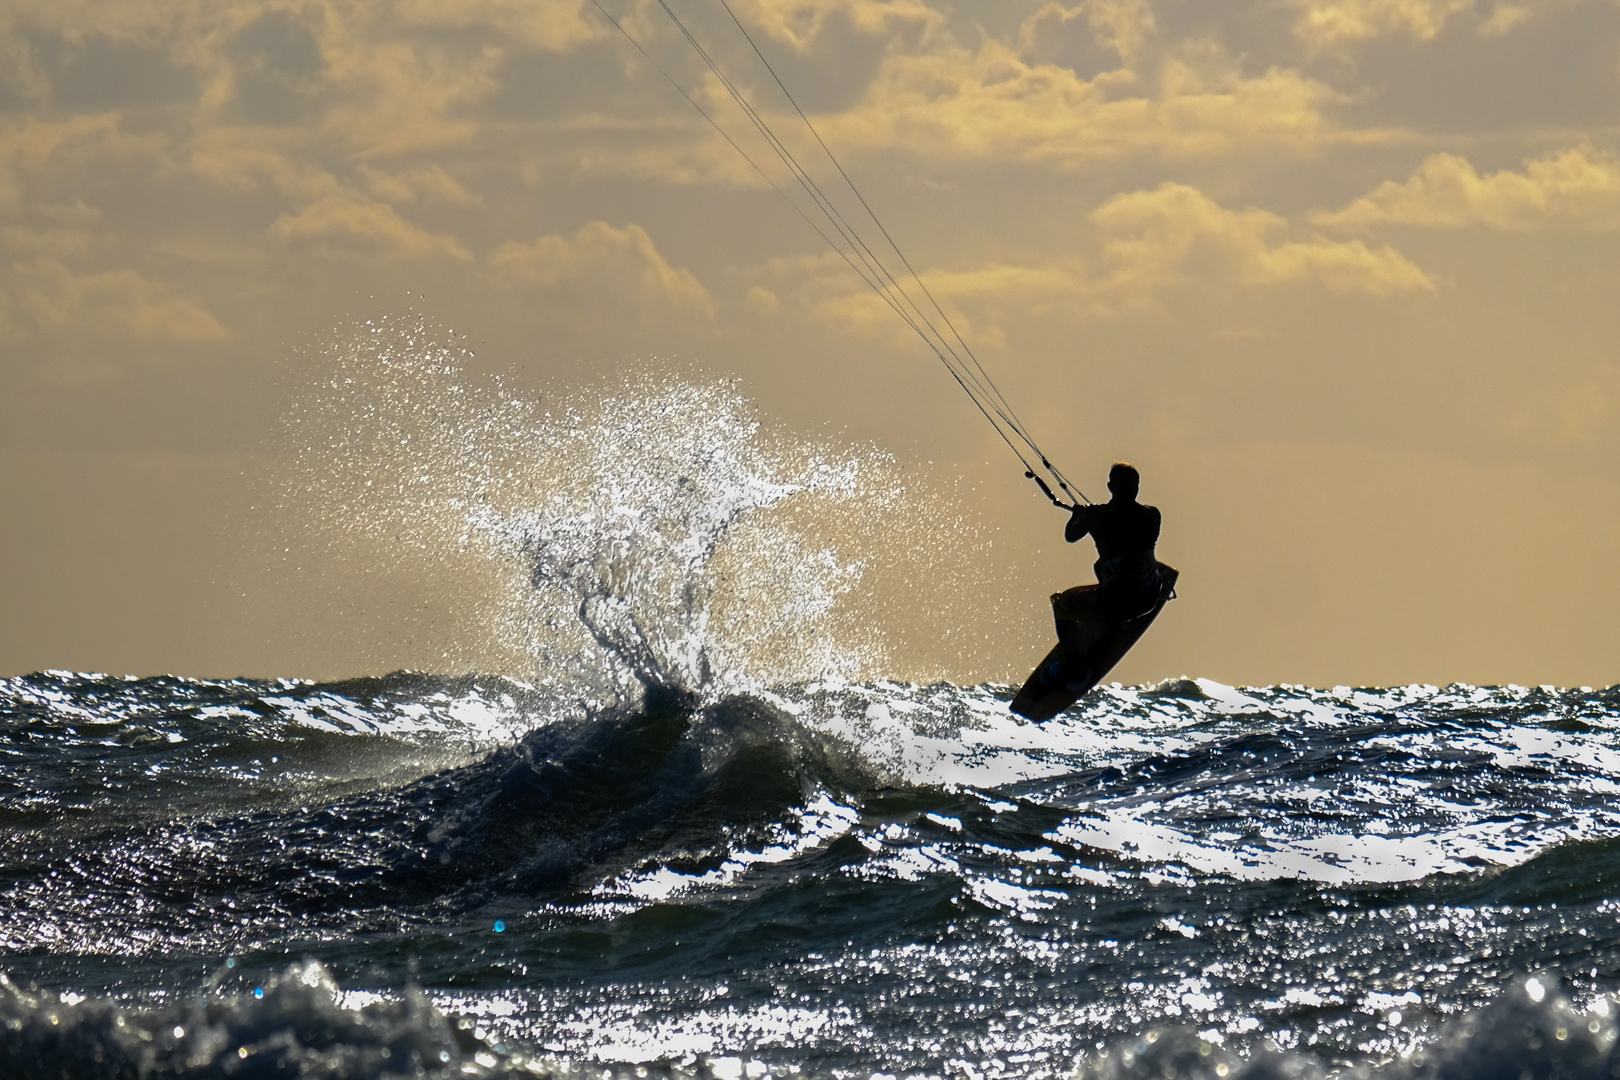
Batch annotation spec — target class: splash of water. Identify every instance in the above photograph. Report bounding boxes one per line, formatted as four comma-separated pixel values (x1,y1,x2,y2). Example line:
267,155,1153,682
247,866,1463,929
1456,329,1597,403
263,314,976,700
480,379,882,699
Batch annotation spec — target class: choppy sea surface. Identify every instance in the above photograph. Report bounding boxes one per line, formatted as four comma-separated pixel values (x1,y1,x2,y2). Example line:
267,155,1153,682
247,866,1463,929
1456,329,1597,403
6,673,1620,1080
7,321,1620,1078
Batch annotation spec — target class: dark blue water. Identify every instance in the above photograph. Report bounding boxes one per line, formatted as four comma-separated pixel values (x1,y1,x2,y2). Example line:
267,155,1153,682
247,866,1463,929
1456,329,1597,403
6,670,1620,1079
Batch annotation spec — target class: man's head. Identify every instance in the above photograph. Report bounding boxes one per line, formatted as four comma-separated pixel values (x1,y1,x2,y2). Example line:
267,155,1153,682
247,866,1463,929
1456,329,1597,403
1107,462,1140,500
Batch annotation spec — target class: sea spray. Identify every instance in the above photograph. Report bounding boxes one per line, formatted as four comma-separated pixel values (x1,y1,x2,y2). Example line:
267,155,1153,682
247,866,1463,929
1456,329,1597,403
252,315,996,696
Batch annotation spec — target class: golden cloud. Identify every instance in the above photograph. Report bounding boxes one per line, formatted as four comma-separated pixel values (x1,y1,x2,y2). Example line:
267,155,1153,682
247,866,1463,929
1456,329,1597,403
1019,0,1157,66
2,2,494,154
1508,365,1620,447
314,36,495,156
560,13,1370,186
1,0,1378,204
1316,147,1620,231
1095,182,1434,295
185,128,336,198
485,220,715,316
1254,237,1436,292
0,115,141,211
0,200,101,259
756,183,1429,348
817,36,1356,169
391,0,599,52
1290,0,1474,48
1552,375,1612,444
7,256,229,341
746,283,782,313
902,261,1095,345
0,25,50,105
568,126,774,189
724,0,944,49
0,0,205,42
751,248,1080,350
270,194,473,259
2,225,94,259
358,163,480,206
1287,0,1571,48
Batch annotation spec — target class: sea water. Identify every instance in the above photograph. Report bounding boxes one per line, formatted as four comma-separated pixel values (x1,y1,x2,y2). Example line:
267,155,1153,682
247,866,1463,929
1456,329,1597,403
4,319,1620,1079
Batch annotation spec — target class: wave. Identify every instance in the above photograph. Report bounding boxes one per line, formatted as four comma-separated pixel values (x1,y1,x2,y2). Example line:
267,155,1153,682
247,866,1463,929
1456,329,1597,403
0,681,890,956
406,685,880,901
3,961,1616,1080
0,961,476,1080
1074,974,1616,1080
8,673,1620,1075
11,672,1620,910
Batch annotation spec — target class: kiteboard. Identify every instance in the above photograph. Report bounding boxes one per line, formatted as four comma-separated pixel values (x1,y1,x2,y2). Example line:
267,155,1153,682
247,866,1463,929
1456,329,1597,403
1010,563,1179,723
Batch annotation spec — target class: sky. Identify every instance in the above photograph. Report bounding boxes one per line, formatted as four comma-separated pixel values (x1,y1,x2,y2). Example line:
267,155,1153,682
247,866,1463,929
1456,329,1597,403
1,0,1618,688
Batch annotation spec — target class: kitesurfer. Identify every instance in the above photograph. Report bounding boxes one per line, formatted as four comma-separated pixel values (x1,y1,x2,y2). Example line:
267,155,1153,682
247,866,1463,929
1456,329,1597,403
1014,461,1170,713
1056,462,1161,624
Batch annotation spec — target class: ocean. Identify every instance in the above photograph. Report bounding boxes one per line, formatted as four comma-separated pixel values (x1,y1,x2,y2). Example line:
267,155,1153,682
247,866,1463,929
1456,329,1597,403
6,672,1620,1079
5,321,1620,1078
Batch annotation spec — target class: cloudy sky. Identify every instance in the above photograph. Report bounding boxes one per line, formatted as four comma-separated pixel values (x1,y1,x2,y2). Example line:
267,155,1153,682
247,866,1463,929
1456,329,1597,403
2,0,1618,687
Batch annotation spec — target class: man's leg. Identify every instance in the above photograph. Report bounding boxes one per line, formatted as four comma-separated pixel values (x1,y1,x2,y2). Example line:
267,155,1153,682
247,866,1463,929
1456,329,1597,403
1052,585,1108,650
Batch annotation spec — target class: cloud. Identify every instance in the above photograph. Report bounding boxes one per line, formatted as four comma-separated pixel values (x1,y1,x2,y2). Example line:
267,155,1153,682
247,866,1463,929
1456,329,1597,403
757,183,1430,344
3,0,1367,206
746,284,782,313
1290,0,1475,48
1508,365,1620,447
1549,375,1614,444
1094,182,1435,295
271,194,473,259
0,2,519,153
890,259,1096,343
1286,0,1572,48
358,163,480,206
753,247,1097,350
0,26,51,105
1316,147,1620,231
1019,0,1157,66
569,131,774,190
184,128,337,198
485,220,715,316
1,200,101,259
391,0,600,53
6,257,229,341
560,18,1367,186
817,36,1358,170
2,226,93,259
313,37,496,155
0,115,144,210
726,0,944,48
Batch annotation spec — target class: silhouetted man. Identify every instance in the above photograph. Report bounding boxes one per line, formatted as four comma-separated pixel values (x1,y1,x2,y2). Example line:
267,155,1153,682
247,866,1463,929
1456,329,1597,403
1057,462,1161,623
1014,461,1174,716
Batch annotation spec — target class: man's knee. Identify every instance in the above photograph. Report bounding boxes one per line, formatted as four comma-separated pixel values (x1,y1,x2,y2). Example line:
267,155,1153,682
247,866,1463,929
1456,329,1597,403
1051,587,1103,621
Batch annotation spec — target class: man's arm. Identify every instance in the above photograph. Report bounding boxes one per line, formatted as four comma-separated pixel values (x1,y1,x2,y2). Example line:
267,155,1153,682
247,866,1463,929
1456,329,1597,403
1065,504,1091,544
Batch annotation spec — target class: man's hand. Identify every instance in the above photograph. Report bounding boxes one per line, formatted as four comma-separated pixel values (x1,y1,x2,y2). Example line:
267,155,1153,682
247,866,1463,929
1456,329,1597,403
1064,502,1089,543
